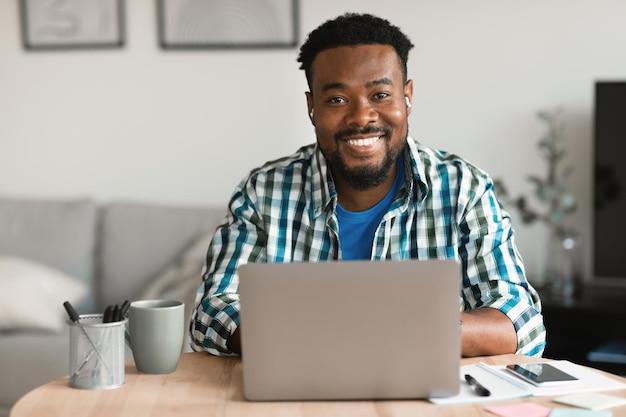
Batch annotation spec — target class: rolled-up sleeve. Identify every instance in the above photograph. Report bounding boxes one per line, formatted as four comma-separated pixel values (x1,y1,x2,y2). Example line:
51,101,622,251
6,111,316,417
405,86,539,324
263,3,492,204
190,183,266,356
459,181,546,357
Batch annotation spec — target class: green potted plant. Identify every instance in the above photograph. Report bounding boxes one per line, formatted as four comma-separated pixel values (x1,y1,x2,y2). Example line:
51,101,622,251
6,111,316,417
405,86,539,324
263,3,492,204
494,109,581,301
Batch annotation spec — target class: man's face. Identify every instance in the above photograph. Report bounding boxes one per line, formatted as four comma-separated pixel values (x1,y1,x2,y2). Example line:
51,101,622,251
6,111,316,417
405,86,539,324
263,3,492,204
306,44,413,191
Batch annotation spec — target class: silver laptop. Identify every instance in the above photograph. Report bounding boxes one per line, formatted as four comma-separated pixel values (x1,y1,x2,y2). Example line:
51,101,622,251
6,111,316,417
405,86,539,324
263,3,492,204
238,259,461,401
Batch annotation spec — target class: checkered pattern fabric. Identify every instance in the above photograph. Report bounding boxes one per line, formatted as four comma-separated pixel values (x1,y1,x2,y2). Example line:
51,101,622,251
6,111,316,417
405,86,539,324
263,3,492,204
190,136,546,357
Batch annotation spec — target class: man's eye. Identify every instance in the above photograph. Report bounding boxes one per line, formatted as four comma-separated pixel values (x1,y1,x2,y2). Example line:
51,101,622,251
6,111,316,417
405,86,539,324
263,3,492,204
328,97,346,104
373,92,390,100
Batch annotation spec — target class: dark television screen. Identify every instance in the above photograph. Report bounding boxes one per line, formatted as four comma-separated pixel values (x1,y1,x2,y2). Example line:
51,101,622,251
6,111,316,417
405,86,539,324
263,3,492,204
594,81,626,279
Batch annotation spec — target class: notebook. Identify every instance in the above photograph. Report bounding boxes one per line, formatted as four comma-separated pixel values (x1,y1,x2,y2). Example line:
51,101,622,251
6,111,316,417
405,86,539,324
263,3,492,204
238,259,461,401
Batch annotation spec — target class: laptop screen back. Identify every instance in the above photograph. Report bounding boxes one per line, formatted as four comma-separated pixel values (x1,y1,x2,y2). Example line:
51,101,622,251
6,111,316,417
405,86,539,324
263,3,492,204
239,259,461,401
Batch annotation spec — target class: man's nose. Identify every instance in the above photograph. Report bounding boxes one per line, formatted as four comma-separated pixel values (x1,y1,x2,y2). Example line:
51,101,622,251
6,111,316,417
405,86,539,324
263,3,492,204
346,100,378,127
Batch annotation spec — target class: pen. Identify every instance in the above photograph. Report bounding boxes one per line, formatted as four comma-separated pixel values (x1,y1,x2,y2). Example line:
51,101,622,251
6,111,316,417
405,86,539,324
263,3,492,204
120,300,130,318
464,374,491,396
103,305,115,323
103,300,130,323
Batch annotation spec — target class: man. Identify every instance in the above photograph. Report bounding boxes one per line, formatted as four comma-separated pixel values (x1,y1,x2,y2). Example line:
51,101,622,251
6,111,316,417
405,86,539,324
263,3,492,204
190,13,546,357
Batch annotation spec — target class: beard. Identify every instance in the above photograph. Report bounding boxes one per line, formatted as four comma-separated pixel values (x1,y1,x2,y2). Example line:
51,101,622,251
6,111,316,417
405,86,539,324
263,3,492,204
323,126,407,191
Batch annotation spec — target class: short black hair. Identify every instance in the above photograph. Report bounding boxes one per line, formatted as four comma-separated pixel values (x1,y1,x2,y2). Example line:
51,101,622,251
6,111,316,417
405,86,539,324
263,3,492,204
297,13,414,88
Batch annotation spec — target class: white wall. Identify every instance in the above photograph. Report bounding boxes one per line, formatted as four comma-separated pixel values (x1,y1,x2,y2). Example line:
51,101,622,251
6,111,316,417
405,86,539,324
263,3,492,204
2,0,626,281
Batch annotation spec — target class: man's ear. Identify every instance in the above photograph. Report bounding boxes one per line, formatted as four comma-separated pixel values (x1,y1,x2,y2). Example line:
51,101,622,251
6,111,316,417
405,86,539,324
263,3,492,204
305,92,314,124
404,80,414,116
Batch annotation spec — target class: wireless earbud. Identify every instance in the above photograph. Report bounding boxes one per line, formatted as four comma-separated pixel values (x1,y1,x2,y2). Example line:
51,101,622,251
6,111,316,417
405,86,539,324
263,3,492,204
309,109,314,119
405,97,412,108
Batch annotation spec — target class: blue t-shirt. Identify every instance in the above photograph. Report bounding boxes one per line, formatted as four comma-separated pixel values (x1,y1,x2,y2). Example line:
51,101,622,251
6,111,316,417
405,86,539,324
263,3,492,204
336,156,405,260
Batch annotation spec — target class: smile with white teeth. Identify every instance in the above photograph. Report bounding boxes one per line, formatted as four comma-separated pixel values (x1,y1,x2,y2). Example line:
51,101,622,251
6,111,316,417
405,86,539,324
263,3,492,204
346,136,382,146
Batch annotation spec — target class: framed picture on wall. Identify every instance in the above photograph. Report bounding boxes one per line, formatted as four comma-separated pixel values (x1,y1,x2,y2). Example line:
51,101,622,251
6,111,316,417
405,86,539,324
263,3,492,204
20,0,125,50
157,0,299,49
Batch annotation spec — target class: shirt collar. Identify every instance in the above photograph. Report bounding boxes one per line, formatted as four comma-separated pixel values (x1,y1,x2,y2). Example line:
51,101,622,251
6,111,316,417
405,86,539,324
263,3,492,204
405,136,430,204
310,144,336,218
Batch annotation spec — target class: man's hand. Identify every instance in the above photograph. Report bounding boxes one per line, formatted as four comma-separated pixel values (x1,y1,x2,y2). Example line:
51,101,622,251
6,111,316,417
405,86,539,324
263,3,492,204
228,327,242,354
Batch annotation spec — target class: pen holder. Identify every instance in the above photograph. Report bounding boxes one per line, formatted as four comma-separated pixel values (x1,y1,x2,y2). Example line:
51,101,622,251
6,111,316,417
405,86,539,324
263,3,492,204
68,314,125,390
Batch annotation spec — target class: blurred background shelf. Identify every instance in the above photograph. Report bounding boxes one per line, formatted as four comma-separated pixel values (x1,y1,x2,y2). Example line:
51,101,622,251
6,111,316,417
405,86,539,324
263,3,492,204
540,284,626,376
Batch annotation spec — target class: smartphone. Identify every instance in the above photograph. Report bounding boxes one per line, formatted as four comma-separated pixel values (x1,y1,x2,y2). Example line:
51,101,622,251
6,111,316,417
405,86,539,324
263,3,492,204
505,363,579,386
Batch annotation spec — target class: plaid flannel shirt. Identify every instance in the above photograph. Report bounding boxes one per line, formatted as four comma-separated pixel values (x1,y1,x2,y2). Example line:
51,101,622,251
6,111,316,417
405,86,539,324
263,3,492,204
190,136,546,357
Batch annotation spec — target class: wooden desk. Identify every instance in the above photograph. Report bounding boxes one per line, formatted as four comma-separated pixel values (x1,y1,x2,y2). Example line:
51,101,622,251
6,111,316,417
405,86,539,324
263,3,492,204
10,352,626,417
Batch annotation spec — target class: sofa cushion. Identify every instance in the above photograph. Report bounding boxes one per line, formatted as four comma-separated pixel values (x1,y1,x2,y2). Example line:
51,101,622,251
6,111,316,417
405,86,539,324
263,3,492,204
97,201,225,311
0,255,87,332
0,197,97,312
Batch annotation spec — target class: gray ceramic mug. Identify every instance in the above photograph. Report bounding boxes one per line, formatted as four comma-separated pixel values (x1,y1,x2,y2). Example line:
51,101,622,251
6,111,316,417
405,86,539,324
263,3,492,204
125,299,185,374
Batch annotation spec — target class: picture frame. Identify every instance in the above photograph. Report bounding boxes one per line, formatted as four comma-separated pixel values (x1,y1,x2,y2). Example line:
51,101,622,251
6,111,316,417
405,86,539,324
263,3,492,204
20,0,125,50
157,0,299,50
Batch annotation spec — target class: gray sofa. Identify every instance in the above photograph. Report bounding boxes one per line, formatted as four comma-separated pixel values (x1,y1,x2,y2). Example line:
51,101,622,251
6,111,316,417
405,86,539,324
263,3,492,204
0,196,226,417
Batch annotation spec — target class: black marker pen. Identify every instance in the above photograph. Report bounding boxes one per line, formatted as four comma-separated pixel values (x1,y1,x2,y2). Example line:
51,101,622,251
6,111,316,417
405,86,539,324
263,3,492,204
464,374,491,396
